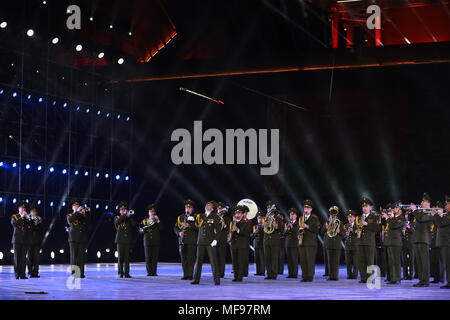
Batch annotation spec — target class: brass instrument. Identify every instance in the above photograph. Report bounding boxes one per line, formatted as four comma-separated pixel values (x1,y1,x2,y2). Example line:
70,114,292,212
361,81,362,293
263,204,277,234
356,215,365,239
227,217,240,243
179,212,194,245
147,216,156,227
31,215,42,225
326,206,341,238
217,206,229,230
298,215,304,246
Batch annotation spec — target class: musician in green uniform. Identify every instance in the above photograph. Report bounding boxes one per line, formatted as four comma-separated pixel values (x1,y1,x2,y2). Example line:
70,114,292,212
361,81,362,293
67,199,91,278
263,201,283,280
298,199,321,282
436,196,450,289
191,200,222,285
321,206,344,281
11,201,31,279
284,208,300,278
410,193,433,287
344,210,359,279
278,213,286,275
241,207,251,277
384,202,405,285
174,199,198,280
252,212,265,276
402,209,415,280
216,202,230,278
430,201,445,283
356,197,379,284
139,203,162,276
114,201,135,278
229,205,252,282
27,204,44,278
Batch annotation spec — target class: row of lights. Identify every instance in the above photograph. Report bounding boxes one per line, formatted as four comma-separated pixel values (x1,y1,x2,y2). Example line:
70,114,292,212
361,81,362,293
0,198,122,211
0,161,129,181
0,249,117,260
1,89,131,122
0,19,126,65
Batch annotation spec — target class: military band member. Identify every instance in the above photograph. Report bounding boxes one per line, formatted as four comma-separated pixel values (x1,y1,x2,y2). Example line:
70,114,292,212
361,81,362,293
11,201,31,279
191,200,221,285
356,197,379,284
278,213,286,275
410,193,433,287
284,208,300,278
67,199,91,278
139,203,162,276
114,202,135,278
379,207,390,281
216,202,230,278
299,199,321,282
322,206,344,281
430,202,445,283
27,204,44,278
252,212,265,276
402,210,415,280
263,201,283,280
436,196,450,289
322,214,331,278
174,199,198,280
344,210,359,279
384,203,405,285
229,205,252,282
241,207,252,277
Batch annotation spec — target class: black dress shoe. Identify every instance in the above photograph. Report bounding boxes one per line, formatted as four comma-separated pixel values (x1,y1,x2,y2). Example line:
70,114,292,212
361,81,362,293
328,278,338,281
188,277,194,280
406,276,413,280
190,281,199,285
413,282,428,287
20,276,28,279
387,281,400,285
124,275,132,278
15,276,19,280
232,279,239,282
359,280,367,284
440,284,450,289
181,276,188,280
430,280,440,284
147,274,152,276
119,274,124,278
301,279,308,282
323,274,328,277
214,282,220,286
264,277,271,280
30,275,40,278
80,275,86,279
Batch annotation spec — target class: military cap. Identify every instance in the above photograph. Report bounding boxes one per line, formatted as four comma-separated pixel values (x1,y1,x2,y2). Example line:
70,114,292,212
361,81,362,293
346,209,358,217
393,201,402,208
240,205,250,213
216,202,226,208
303,199,313,208
436,201,444,209
184,199,195,207
385,203,394,210
266,200,275,208
361,197,373,207
29,204,39,212
146,203,156,211
206,200,217,207
288,208,299,214
422,193,432,203
17,200,27,209
234,205,245,213
117,201,128,210
70,198,81,206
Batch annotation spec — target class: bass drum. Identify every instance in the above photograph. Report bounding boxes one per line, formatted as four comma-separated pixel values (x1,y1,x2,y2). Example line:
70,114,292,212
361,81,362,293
237,199,258,220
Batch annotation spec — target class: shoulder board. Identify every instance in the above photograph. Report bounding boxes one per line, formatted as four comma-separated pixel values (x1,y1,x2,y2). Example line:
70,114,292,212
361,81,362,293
244,219,251,222
67,213,73,217
178,214,185,218
13,214,18,220
312,214,318,218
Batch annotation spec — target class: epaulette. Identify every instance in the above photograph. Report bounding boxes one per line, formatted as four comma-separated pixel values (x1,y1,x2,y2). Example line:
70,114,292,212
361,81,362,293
13,214,18,220
243,219,251,222
312,214,318,218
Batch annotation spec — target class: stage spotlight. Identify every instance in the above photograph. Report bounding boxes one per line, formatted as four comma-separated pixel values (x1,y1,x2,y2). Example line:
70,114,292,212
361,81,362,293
115,175,120,180
0,252,3,260
76,106,80,111
97,110,101,115
95,204,99,209
12,92,17,98
62,169,67,174
96,172,100,178
49,167,54,172
97,251,101,258
105,173,109,178
25,164,30,170
0,162,4,167
125,176,129,181
0,197,3,203
128,32,132,36
37,200,41,205
105,205,109,210
0,22,7,28
37,165,42,171
86,108,90,113
50,201,54,207
117,114,121,119
38,98,43,103
405,38,411,44
59,249,64,254
90,17,94,21
50,251,55,259
106,113,110,118
62,103,67,108
52,101,56,106
76,44,83,51
105,248,110,253
118,58,124,65
52,37,59,44
62,201,66,206
109,25,113,29
11,249,14,254
26,199,29,203
0,89,3,94
114,251,118,258
126,117,130,121
74,170,79,175
12,198,17,204
98,52,104,59
27,29,34,37
27,95,31,100
12,163,17,168
84,171,88,176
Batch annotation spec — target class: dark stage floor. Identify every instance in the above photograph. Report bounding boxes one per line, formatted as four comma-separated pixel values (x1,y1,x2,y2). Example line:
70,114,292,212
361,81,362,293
0,263,448,300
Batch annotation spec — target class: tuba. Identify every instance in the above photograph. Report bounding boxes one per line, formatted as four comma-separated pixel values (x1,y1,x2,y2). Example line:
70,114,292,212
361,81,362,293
326,206,341,238
237,199,258,220
263,204,277,234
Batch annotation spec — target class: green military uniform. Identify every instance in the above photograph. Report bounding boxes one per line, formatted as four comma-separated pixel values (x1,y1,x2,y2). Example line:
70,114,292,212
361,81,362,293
216,204,230,278
299,200,321,282
139,204,162,276
278,215,286,275
114,204,135,278
230,207,252,281
27,206,44,278
284,210,299,278
11,204,32,279
344,213,359,279
430,207,445,283
321,206,344,281
252,217,265,276
174,211,198,280
263,203,283,280
436,196,450,289
402,214,415,280
191,204,222,285
379,217,389,280
384,208,405,284
412,197,433,287
356,198,379,283
67,203,91,278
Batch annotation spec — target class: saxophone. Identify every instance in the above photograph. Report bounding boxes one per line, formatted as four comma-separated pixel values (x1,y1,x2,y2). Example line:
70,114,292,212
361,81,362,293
298,215,304,246
227,217,240,243
356,215,364,239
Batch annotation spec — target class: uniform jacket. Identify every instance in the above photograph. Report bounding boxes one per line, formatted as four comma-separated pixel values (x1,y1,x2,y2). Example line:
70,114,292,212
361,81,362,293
299,214,320,247
321,218,345,249
356,213,379,247
140,217,162,246
284,219,300,248
11,214,32,244
28,217,44,246
230,220,252,249
412,210,432,245
173,213,199,245
434,214,450,248
383,215,405,247
344,222,358,250
195,212,221,246
216,214,230,246
67,212,91,243
252,223,265,248
114,214,136,244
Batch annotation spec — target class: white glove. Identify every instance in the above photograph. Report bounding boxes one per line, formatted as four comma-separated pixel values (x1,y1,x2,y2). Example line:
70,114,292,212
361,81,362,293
187,216,195,222
210,240,217,247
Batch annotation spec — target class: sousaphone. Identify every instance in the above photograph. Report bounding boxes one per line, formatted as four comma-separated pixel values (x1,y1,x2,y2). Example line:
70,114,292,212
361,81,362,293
237,199,258,220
